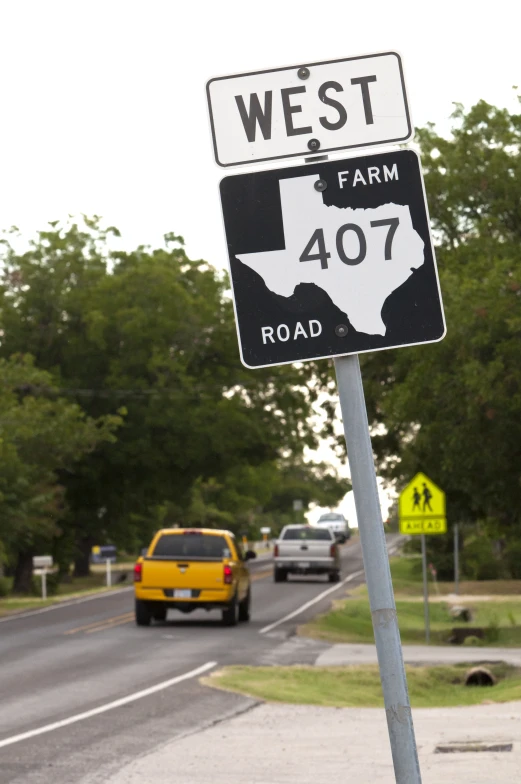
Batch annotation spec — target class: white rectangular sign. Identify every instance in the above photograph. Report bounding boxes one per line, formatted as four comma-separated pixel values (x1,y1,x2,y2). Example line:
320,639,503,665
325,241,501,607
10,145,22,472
33,555,53,569
207,52,412,167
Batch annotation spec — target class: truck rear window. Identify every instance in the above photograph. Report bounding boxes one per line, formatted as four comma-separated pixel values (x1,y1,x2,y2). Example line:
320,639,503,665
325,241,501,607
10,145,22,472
151,534,231,560
282,528,332,541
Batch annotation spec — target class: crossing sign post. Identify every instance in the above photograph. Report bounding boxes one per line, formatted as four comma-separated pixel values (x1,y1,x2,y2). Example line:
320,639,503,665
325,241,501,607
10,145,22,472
398,473,446,645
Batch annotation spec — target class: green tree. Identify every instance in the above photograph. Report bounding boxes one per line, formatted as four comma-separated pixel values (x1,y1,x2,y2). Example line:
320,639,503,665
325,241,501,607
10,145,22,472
174,458,348,540
263,458,348,523
361,99,521,548
0,355,120,591
0,220,341,573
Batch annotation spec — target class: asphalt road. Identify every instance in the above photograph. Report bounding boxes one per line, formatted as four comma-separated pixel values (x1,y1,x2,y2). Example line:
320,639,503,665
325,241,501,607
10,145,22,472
0,535,401,784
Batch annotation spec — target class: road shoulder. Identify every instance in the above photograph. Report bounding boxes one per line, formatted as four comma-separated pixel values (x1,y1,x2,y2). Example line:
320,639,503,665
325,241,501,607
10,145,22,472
97,699,521,784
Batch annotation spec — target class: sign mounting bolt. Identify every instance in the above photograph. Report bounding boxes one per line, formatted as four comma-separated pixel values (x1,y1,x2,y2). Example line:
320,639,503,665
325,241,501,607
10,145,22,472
308,138,320,151
335,324,348,337
314,179,327,192
298,67,310,80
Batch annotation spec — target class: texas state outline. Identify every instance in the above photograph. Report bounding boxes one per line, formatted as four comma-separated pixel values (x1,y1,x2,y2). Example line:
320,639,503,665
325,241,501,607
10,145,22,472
236,174,425,336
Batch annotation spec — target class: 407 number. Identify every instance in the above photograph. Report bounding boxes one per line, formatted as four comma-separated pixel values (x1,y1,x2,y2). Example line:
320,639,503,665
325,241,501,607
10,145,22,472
299,218,399,270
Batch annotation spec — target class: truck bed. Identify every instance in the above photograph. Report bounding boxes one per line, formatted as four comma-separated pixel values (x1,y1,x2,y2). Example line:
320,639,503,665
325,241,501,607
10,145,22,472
274,526,339,579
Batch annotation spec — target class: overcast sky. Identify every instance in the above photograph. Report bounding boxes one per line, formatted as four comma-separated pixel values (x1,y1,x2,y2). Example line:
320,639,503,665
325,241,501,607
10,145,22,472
1,0,518,524
0,0,519,264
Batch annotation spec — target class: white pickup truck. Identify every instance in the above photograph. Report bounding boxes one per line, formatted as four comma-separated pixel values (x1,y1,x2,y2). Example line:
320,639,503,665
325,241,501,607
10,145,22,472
273,525,340,583
313,512,351,544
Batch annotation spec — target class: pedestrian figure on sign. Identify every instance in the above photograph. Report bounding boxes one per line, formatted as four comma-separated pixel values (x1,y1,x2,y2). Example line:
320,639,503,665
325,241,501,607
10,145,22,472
422,483,433,512
412,487,421,511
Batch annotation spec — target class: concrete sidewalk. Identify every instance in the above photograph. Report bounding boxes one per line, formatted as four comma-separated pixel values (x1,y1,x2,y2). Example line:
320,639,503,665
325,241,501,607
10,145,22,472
317,642,521,667
100,700,521,783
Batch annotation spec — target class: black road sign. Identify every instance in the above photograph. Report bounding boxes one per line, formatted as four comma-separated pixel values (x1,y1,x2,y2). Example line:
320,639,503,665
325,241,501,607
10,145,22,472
219,149,446,368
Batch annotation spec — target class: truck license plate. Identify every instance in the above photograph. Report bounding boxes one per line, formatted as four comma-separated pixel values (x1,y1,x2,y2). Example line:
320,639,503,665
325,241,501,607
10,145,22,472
174,589,192,598
298,562,310,569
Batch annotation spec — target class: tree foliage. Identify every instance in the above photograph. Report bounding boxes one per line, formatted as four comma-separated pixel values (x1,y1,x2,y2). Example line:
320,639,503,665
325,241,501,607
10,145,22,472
0,220,345,581
361,99,521,543
0,356,119,589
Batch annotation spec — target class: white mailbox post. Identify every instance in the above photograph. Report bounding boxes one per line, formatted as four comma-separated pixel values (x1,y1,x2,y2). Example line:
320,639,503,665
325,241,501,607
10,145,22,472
32,555,54,600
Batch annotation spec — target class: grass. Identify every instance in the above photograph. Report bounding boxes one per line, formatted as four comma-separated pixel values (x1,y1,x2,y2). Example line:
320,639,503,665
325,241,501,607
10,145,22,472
207,663,521,708
387,556,521,597
301,556,521,646
90,562,136,574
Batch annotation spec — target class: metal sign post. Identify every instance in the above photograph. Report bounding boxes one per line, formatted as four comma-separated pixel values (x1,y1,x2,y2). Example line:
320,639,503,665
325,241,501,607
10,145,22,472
335,354,421,782
207,50,443,784
106,558,112,588
420,534,430,643
454,523,459,595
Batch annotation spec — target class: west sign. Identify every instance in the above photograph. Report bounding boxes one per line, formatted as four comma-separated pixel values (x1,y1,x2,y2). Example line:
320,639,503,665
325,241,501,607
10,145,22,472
207,52,412,167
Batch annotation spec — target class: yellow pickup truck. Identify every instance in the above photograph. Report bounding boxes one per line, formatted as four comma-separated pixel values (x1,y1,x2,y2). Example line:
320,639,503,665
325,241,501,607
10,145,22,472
133,528,257,627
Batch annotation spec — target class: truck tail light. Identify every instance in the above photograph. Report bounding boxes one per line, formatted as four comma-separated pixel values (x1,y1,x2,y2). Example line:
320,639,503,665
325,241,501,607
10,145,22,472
223,564,233,584
330,544,337,558
274,544,279,557
134,562,143,582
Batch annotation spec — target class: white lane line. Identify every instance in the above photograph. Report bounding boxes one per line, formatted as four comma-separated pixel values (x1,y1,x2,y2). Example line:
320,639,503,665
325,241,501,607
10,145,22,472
259,569,365,635
0,661,216,749
0,587,133,624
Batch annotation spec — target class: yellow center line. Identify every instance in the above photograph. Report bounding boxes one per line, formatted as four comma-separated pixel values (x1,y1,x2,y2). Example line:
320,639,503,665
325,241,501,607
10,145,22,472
250,569,273,582
64,612,134,636
85,614,134,634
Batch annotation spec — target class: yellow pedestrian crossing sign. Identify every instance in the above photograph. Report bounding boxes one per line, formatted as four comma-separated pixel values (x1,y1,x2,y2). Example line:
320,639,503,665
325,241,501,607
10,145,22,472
398,472,446,535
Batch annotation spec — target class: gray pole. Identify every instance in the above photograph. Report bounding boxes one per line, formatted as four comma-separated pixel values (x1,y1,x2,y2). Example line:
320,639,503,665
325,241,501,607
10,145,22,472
454,524,459,595
421,534,430,644
334,355,422,783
